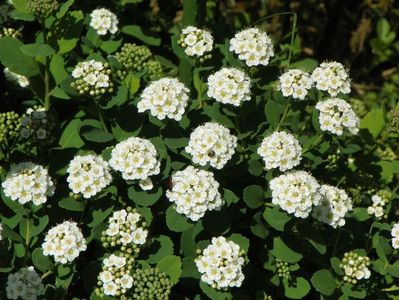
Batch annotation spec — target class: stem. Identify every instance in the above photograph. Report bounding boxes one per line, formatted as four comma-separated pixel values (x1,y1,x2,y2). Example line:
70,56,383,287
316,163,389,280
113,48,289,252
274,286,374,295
24,212,31,264
42,23,51,110
275,102,290,131
382,286,399,292
302,135,324,154
96,102,109,133
332,229,342,257
41,270,53,280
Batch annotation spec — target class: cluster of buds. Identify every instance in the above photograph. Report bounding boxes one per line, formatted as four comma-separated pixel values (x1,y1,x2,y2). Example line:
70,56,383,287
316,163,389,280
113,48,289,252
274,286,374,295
340,251,371,284
26,0,59,19
130,267,173,300
376,146,397,161
367,190,391,219
0,111,21,145
0,27,22,39
276,259,291,279
144,59,164,81
20,106,56,145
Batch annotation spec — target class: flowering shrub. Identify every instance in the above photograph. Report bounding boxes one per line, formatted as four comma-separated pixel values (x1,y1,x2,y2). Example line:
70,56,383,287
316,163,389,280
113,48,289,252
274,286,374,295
0,1,398,299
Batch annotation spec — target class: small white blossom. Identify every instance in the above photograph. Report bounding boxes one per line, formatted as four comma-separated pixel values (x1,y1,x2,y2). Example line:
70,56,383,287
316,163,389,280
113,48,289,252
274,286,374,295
4,67,29,88
229,27,274,66
90,8,118,35
109,137,160,181
269,170,321,218
278,69,313,100
340,251,371,284
195,236,245,290
311,61,351,96
0,223,3,241
2,162,55,205
257,131,302,172
42,221,87,264
207,67,251,106
312,185,353,228
391,222,399,249
185,122,237,169
179,26,213,57
138,77,190,121
166,166,224,221
316,98,359,135
67,154,112,198
6,266,44,300
367,195,387,218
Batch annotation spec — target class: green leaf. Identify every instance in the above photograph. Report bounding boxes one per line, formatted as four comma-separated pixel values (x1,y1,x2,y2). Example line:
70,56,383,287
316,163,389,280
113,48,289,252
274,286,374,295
50,54,68,84
200,281,232,300
100,39,122,54
270,237,303,263
122,25,161,46
0,37,40,77
223,189,239,206
80,127,114,143
32,248,54,273
21,43,55,57
31,215,49,236
243,185,264,209
127,186,162,207
311,269,336,296
58,197,85,212
166,205,193,232
123,73,141,96
156,255,182,284
297,222,326,254
265,99,286,129
146,235,174,264
59,119,85,148
290,58,318,72
360,109,386,138
56,0,74,19
87,206,114,228
377,160,399,182
228,233,250,252
250,212,269,239
202,103,235,128
341,283,367,299
352,207,371,222
283,277,311,299
248,159,264,176
263,206,292,231
387,261,399,278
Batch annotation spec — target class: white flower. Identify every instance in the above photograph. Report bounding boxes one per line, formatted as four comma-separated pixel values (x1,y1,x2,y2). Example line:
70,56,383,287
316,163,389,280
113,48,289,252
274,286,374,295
138,77,190,121
207,67,251,106
185,122,237,169
67,154,112,198
367,195,387,218
341,251,371,283
0,223,3,241
109,137,160,181
6,266,44,300
90,8,118,35
166,166,224,221
311,61,351,96
391,222,399,249
315,98,359,135
278,69,313,100
42,221,87,264
4,67,29,88
229,27,274,66
139,178,153,191
179,26,213,57
257,131,302,172
312,185,353,228
1,162,55,205
269,170,321,218
195,236,245,289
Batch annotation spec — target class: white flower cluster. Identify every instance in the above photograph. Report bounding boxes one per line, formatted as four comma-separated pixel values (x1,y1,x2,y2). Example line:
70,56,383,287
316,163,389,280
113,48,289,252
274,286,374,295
315,98,359,135
269,170,321,218
103,208,148,247
98,254,134,297
179,26,213,57
207,67,251,106
42,221,87,264
278,69,313,100
66,154,112,199
109,137,160,183
367,195,387,218
257,131,302,172
340,251,371,284
71,60,113,96
312,185,353,228
20,107,56,143
166,166,224,221
311,61,351,96
186,122,237,169
138,77,190,121
89,8,118,35
2,162,55,205
391,222,399,249
229,27,274,66
4,67,29,88
6,266,44,300
195,236,245,290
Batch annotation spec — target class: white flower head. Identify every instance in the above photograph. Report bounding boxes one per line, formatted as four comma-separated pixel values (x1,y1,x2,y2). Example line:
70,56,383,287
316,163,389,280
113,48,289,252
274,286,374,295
1,162,55,205
278,69,313,100
166,166,224,221
311,61,351,96
207,67,251,106
67,154,112,198
341,251,371,283
316,98,359,135
179,26,213,57
6,266,44,300
229,27,274,66
90,8,119,35
109,137,160,181
391,222,399,249
270,170,321,218
257,131,302,172
185,122,237,169
138,77,190,121
4,67,29,88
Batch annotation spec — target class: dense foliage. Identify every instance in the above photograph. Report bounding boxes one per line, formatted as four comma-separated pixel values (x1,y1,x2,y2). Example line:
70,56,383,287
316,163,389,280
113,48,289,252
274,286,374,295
0,0,398,299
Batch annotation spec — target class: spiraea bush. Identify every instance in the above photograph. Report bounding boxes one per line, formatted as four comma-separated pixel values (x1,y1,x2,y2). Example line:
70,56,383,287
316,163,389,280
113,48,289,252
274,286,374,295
0,0,398,299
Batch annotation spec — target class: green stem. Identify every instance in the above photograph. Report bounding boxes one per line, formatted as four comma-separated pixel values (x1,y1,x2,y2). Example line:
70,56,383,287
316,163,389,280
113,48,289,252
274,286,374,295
41,270,53,280
332,229,342,257
96,102,109,133
382,285,399,292
24,212,31,264
275,102,290,131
